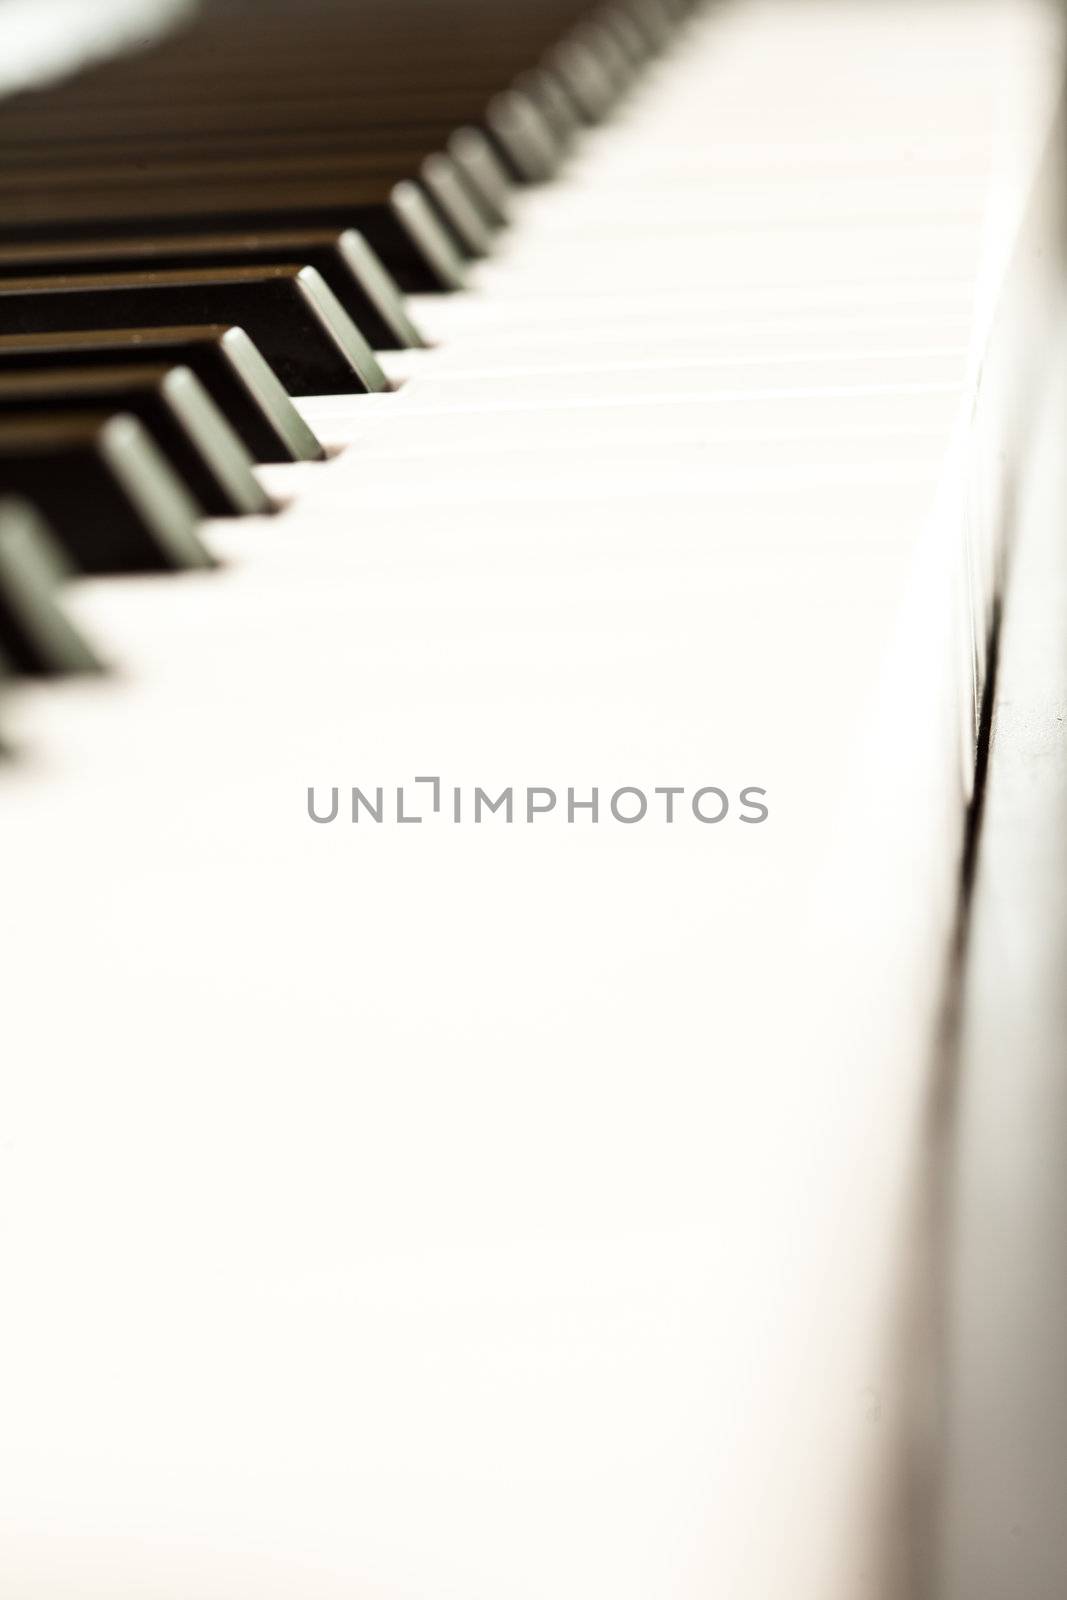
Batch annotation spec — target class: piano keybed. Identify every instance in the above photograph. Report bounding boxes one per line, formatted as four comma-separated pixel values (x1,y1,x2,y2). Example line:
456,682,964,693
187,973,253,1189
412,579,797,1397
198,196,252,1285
0,1,1063,1596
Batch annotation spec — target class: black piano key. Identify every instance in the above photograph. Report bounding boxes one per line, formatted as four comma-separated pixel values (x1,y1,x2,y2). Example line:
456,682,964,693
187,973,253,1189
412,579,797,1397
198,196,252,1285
513,67,583,145
0,230,425,353
486,89,563,182
0,188,468,296
602,7,654,68
419,153,494,257
446,128,513,227
582,16,641,93
383,184,469,291
0,266,389,397
0,413,214,575
330,226,429,347
0,497,101,676
547,35,619,122
0,365,272,518
0,643,11,760
622,0,674,50
0,327,323,464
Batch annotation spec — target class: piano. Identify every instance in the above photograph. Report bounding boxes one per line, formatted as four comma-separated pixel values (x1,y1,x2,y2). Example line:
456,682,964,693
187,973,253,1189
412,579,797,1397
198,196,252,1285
1,1,1065,1596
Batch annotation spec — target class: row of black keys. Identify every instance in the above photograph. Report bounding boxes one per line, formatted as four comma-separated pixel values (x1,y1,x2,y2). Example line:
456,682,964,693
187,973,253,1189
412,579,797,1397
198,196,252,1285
0,0,684,242
0,0,696,702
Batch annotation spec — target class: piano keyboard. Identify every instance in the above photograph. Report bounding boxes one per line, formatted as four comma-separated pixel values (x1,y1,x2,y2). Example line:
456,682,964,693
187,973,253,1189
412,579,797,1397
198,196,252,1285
0,1,1062,1596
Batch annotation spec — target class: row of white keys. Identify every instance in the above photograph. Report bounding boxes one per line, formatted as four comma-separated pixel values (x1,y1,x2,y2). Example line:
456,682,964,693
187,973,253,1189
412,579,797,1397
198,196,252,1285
0,3,1056,1596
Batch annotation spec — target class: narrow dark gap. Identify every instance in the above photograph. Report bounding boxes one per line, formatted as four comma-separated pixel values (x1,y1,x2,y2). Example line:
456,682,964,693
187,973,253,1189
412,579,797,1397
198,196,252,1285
958,601,1001,919
899,604,1003,1600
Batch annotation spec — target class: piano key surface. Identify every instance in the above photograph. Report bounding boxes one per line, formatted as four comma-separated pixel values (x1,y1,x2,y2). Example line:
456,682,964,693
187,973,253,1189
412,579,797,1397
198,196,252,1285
0,2,1060,1597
